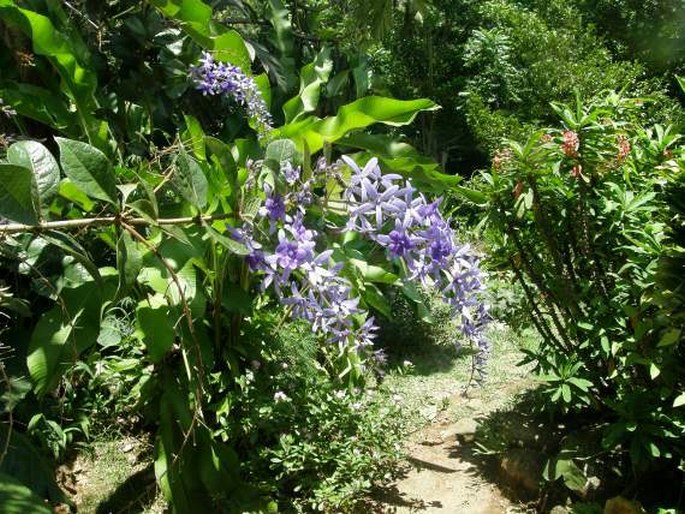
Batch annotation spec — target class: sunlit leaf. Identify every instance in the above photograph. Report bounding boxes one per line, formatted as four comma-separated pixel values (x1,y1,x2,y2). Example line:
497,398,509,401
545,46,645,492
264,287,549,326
7,141,60,205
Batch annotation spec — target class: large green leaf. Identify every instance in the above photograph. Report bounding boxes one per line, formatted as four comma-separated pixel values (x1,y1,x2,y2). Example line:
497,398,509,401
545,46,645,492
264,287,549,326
148,0,251,70
0,164,40,224
136,295,176,362
55,137,117,205
27,280,103,397
0,473,52,514
7,141,60,206
0,2,107,148
0,426,67,507
282,46,333,123
275,96,439,153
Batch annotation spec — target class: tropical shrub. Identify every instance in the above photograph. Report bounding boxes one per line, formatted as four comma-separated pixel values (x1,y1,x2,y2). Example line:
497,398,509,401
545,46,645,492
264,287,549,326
474,93,685,491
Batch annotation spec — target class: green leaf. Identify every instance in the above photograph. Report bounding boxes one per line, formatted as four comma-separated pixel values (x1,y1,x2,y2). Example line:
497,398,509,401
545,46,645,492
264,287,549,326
283,46,333,123
0,164,39,224
117,231,143,293
263,139,297,174
136,295,176,362
172,149,208,209
362,284,392,318
649,362,661,380
0,3,107,148
7,141,60,205
183,114,206,161
0,81,75,130
349,259,398,284
658,328,681,347
275,96,439,153
149,0,251,71
0,425,68,506
0,473,52,514
204,224,250,255
677,76,685,94
55,137,117,205
673,393,685,408
58,178,95,212
27,280,103,397
39,230,102,286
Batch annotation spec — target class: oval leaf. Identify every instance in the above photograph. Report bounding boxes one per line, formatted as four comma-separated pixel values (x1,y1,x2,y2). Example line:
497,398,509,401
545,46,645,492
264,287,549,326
7,140,60,205
55,137,117,205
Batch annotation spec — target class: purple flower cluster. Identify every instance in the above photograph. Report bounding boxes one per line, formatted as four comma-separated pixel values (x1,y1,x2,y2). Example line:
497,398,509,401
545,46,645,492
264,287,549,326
231,155,489,375
342,156,490,366
190,52,272,135
230,162,377,352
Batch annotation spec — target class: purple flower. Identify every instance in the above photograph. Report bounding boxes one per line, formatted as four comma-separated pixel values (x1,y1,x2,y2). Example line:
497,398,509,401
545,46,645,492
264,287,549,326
190,52,272,135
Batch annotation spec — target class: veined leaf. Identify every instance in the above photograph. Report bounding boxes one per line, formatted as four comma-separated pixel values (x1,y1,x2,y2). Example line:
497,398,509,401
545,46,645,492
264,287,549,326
0,81,75,130
0,164,40,224
172,149,208,209
0,2,107,148
275,96,439,153
56,137,117,205
7,141,60,206
39,230,102,285
148,0,251,71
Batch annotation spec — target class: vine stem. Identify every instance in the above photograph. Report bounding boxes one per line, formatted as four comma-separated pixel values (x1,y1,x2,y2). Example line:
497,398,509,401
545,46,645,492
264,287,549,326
0,213,237,234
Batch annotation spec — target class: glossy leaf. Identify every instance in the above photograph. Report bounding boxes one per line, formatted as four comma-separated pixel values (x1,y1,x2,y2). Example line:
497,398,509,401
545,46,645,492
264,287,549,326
283,46,333,123
149,0,250,71
7,141,60,205
0,2,107,147
0,164,39,224
275,96,439,153
55,137,117,205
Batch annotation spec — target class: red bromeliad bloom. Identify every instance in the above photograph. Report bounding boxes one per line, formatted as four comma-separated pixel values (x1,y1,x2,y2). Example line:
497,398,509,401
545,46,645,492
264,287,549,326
561,130,580,157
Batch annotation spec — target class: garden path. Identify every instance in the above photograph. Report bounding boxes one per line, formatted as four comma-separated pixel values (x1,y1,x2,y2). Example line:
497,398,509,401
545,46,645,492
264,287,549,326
377,393,531,513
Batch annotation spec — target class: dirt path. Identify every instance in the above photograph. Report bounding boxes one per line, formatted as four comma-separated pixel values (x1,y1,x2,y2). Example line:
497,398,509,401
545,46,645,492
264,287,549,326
373,324,540,514
377,393,531,513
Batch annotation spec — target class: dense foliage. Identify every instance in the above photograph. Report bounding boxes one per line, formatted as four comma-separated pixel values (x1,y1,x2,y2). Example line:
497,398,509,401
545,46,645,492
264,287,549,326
475,93,685,494
1,0,684,512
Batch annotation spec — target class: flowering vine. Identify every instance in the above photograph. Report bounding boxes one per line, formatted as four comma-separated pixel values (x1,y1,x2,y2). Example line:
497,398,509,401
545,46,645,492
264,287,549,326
230,155,490,380
190,52,273,136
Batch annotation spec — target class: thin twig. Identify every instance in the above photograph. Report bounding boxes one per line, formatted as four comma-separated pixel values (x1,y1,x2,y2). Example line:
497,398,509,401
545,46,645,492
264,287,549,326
0,213,236,235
